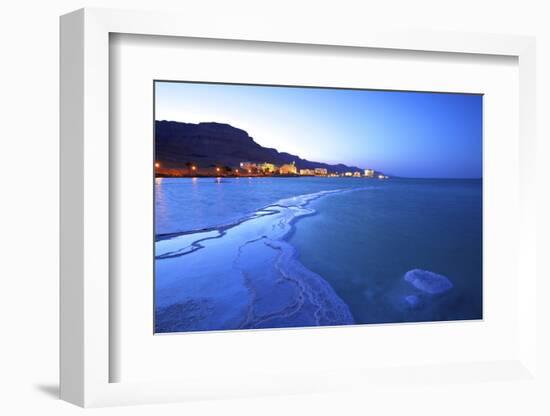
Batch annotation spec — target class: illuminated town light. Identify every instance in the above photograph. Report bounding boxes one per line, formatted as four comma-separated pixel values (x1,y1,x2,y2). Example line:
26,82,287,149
191,166,196,171
155,162,160,168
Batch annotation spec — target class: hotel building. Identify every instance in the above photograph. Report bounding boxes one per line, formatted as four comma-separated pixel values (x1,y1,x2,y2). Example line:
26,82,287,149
240,162,258,171
279,161,297,175
260,162,276,173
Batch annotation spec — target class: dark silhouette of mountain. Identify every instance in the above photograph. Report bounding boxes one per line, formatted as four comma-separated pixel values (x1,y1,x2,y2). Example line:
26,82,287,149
155,121,365,173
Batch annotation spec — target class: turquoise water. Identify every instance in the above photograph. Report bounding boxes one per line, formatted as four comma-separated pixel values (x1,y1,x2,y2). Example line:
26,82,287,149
289,179,482,323
154,177,482,332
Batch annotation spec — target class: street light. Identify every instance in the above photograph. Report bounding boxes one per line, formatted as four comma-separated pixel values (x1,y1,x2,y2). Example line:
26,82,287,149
155,162,160,168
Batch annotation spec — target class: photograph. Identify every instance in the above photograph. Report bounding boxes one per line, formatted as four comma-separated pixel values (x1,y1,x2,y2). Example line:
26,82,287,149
153,81,483,334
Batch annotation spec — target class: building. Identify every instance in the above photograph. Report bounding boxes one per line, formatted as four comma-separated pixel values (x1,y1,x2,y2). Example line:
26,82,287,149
240,162,257,170
260,162,276,173
364,169,374,178
279,161,297,175
314,168,328,176
353,171,361,177
344,172,353,177
299,168,315,176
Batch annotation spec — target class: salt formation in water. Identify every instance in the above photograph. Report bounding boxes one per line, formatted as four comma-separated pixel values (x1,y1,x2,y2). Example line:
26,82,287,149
404,269,453,294
155,189,372,333
404,295,421,308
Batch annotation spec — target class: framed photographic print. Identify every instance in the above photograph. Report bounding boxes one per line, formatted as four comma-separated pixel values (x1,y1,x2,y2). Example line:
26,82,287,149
153,81,483,334
60,8,539,408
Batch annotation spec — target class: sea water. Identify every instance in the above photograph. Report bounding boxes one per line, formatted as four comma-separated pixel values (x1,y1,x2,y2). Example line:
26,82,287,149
154,177,482,332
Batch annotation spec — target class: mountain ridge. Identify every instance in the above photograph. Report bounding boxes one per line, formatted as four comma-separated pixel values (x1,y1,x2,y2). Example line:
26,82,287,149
155,120,367,173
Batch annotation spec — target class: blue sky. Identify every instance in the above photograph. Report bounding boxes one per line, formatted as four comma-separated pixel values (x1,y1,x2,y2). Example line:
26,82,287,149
155,81,482,178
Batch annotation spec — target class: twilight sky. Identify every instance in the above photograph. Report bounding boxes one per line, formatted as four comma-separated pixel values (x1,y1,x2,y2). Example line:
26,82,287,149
155,81,482,178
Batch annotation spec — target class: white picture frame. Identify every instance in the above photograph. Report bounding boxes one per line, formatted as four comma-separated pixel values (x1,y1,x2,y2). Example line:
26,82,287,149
60,7,538,407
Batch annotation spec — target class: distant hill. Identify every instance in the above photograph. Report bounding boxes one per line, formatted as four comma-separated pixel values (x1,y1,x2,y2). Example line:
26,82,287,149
155,121,366,173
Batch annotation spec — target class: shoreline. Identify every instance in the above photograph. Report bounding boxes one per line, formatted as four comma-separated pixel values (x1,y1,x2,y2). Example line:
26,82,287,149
156,174,322,178
154,175,482,181
155,174,383,179
155,189,358,332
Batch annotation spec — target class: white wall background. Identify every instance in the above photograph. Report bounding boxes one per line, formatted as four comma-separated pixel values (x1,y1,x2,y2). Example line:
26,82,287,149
0,1,548,415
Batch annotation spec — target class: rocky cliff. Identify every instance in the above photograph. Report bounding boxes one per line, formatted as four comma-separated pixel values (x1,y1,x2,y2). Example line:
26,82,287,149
155,120,364,173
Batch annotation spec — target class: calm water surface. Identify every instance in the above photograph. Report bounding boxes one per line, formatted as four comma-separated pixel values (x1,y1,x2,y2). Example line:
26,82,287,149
154,177,482,331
